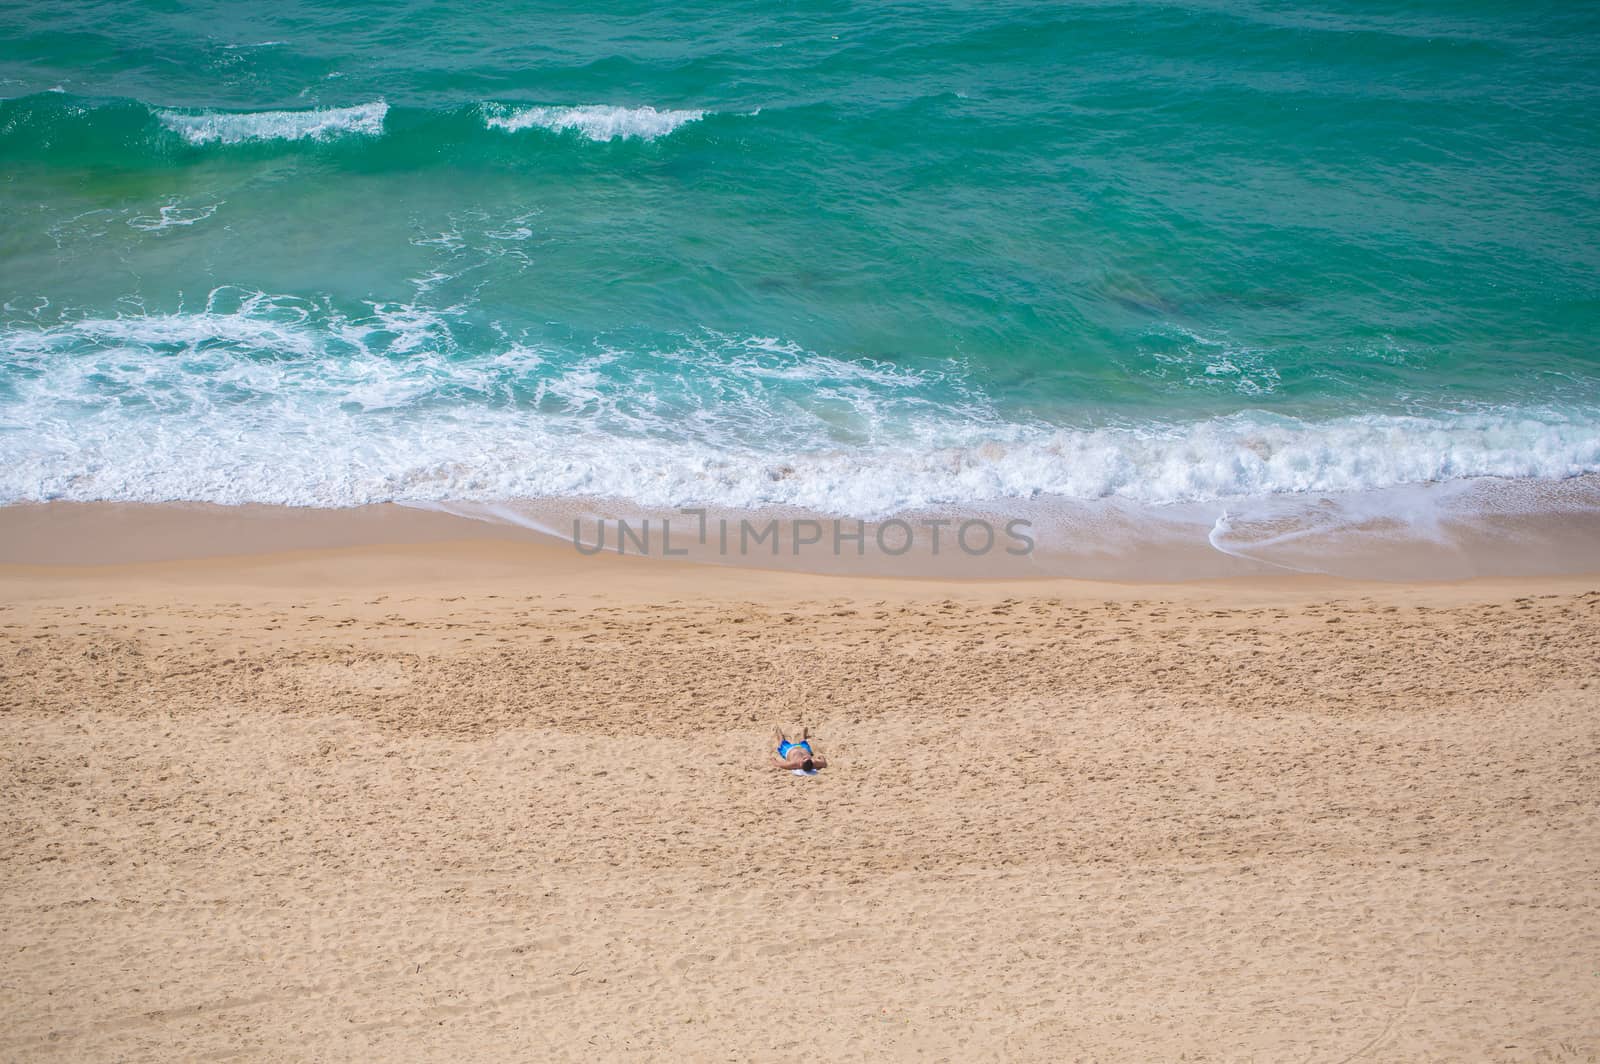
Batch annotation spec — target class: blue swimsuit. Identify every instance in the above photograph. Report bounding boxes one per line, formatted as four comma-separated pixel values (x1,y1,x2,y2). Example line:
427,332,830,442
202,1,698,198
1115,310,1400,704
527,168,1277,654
777,739,812,759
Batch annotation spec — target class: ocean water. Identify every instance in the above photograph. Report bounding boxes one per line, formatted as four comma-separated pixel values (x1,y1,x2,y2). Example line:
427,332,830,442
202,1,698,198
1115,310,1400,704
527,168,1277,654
2,1,1598,526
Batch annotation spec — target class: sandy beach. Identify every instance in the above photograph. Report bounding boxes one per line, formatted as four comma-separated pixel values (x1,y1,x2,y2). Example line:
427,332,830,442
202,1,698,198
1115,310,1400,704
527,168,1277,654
1,505,1596,1061
8,0,1600,1057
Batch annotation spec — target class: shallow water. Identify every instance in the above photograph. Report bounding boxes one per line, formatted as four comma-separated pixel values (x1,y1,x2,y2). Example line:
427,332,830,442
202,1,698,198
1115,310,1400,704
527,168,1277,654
2,1,1597,528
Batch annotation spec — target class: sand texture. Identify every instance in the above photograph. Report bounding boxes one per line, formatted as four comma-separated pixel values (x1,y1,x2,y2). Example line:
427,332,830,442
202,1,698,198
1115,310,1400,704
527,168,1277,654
2,541,1598,1062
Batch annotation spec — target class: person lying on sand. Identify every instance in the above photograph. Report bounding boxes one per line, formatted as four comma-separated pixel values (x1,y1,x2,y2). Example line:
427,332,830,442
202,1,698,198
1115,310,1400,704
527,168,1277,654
772,726,828,774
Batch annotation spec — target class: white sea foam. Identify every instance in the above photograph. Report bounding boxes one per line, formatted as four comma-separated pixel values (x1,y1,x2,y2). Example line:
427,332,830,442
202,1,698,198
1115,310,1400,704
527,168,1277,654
3,303,1599,517
127,200,221,231
481,103,703,141
158,100,387,145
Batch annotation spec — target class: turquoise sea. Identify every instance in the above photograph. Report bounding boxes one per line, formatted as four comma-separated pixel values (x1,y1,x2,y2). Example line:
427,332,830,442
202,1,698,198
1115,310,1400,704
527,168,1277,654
2,1,1598,521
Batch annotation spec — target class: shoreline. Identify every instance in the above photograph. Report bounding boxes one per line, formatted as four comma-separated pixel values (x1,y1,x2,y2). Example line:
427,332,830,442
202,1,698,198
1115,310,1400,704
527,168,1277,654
5,477,1600,582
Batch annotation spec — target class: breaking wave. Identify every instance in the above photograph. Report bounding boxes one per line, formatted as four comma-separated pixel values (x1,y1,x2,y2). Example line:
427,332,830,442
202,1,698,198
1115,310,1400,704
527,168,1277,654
2,295,1598,517
481,103,706,141
157,100,389,145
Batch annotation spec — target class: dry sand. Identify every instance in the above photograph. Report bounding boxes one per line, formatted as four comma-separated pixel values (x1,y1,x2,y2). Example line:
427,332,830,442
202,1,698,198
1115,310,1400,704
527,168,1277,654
2,513,1598,1061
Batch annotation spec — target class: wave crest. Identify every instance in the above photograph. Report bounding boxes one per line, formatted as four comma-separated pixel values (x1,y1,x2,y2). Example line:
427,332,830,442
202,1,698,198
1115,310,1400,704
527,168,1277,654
157,100,388,145
481,103,704,141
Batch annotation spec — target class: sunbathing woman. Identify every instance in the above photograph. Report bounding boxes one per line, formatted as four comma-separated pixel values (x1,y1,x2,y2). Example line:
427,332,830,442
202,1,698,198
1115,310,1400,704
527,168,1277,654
771,726,828,774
